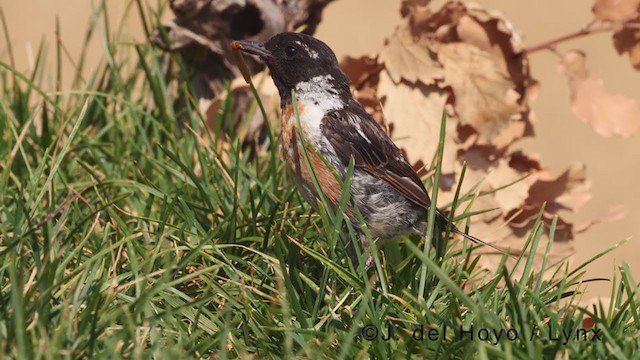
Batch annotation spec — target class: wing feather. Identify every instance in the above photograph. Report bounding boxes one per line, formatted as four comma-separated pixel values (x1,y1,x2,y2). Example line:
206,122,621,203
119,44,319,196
321,104,508,252
320,105,432,210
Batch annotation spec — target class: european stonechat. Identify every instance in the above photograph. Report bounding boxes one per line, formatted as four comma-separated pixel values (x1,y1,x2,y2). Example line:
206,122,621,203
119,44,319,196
232,33,491,267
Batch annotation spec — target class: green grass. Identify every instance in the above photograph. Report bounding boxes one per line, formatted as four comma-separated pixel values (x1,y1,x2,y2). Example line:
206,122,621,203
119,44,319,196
1,2,639,358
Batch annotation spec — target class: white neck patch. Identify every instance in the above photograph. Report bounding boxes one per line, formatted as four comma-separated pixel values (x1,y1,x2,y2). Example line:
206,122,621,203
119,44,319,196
295,75,344,112
290,74,345,145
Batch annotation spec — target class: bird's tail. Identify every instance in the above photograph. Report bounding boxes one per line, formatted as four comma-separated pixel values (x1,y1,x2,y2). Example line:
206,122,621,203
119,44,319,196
436,211,511,255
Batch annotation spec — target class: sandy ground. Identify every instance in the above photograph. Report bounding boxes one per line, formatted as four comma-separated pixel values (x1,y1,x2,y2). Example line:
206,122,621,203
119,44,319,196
2,0,639,300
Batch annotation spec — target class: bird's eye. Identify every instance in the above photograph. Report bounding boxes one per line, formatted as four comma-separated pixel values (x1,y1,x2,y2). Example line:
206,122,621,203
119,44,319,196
285,46,297,57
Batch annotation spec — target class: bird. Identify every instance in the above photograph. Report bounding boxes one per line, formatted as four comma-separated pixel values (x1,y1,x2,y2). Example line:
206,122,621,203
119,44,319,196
231,32,495,268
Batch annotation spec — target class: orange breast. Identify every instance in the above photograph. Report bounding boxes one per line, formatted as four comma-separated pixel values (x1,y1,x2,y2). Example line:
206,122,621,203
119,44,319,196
280,103,345,212
281,103,302,152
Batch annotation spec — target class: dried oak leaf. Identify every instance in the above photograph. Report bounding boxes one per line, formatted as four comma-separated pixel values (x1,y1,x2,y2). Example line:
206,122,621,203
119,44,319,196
456,152,589,235
455,4,534,91
410,1,535,92
457,144,502,171
438,42,525,148
341,55,385,124
439,154,588,278
342,55,383,87
613,17,640,70
462,214,575,282
401,0,432,18
339,1,621,279
407,1,467,40
151,0,335,156
559,50,640,138
379,26,443,86
444,162,575,282
377,70,458,174
508,150,542,173
526,163,592,214
593,0,640,24
152,0,335,99
194,74,279,169
205,74,279,144
485,159,529,214
403,1,536,148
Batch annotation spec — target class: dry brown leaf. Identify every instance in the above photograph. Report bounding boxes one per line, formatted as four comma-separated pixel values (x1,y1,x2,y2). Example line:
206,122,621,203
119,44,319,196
552,165,593,213
205,75,278,138
457,5,529,84
407,1,466,40
338,1,624,280
456,14,509,68
411,2,534,91
464,215,575,281
401,0,432,18
508,151,542,173
377,70,457,174
151,0,334,145
527,163,592,213
341,55,383,87
438,42,523,147
341,55,385,124
613,17,640,69
485,159,529,214
559,50,640,138
440,155,589,278
449,182,575,283
376,1,537,154
170,0,211,19
379,26,443,86
458,145,500,171
593,0,640,23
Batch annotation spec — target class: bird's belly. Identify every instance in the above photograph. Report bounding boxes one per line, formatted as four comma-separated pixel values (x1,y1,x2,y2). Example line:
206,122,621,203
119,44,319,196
351,173,426,240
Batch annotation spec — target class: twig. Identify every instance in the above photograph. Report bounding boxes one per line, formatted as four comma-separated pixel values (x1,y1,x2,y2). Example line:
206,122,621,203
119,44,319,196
32,187,90,230
523,21,612,55
0,187,92,243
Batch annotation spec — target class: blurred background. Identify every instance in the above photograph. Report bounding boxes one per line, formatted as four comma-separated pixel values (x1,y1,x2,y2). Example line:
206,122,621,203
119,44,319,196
2,0,639,300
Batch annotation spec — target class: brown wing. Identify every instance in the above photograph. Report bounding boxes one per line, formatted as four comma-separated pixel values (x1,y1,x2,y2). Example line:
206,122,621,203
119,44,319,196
320,105,432,210
321,106,511,251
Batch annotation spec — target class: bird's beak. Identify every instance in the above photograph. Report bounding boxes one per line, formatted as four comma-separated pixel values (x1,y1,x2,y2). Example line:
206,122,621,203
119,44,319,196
231,40,271,58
